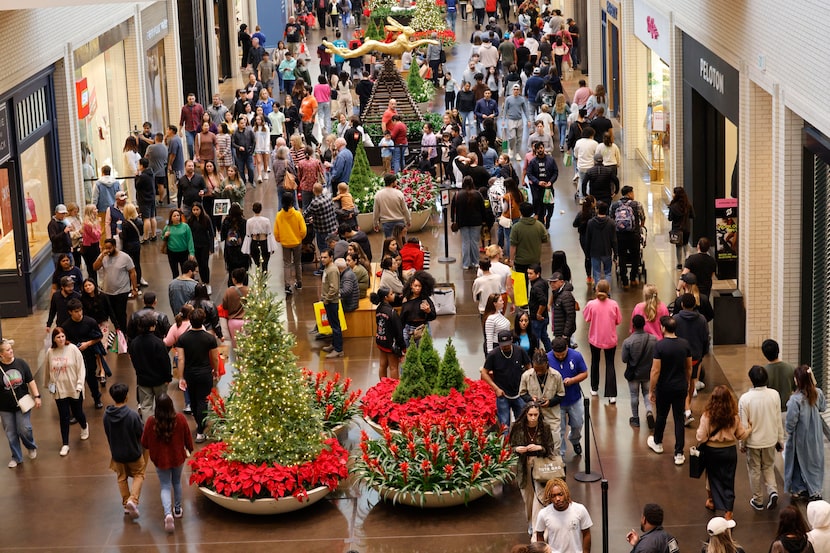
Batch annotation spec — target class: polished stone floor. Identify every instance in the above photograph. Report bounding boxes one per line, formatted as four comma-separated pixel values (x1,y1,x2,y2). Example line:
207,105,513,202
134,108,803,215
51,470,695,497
0,16,826,553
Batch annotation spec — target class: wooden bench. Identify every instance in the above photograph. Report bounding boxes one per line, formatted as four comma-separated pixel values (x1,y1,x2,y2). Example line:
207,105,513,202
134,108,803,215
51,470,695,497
342,263,381,338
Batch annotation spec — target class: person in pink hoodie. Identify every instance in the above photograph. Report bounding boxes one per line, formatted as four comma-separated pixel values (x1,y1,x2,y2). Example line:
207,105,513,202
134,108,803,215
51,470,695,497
582,279,621,403
630,284,669,340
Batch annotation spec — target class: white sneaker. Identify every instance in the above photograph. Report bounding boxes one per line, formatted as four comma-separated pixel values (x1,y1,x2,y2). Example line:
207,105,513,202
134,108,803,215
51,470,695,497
80,426,89,440
674,453,685,465
590,390,598,396
7,459,17,468
695,380,705,391
59,445,70,456
27,449,37,460
608,397,616,404
206,285,212,295
125,499,140,519
647,435,664,454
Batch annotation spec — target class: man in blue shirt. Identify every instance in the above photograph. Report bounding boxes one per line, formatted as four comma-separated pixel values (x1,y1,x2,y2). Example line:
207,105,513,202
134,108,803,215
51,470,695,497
328,138,353,195
474,89,499,133
547,337,588,458
332,30,348,75
525,67,545,116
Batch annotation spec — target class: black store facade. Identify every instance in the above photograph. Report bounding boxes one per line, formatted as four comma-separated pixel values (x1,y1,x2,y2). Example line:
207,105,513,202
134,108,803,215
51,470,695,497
682,32,739,280
0,71,62,317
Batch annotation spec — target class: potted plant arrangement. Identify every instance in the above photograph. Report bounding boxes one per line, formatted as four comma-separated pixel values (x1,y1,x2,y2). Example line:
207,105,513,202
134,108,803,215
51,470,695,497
189,270,349,515
357,332,513,507
302,367,362,436
352,171,436,233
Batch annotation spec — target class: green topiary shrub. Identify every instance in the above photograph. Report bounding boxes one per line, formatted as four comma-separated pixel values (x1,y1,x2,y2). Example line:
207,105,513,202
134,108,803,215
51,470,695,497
418,328,441,390
434,337,466,395
391,340,432,403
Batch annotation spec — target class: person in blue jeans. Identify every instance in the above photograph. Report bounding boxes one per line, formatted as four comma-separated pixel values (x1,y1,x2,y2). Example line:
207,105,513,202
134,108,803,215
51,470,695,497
527,264,552,352
547,337,588,457
320,250,344,357
480,330,531,433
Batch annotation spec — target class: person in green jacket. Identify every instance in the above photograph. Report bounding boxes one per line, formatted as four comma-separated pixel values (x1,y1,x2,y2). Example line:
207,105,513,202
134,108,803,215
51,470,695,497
162,209,195,278
510,201,549,274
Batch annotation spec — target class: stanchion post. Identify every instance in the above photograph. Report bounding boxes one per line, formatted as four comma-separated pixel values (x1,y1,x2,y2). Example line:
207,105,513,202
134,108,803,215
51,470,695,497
438,187,455,264
574,396,602,482
601,479,609,553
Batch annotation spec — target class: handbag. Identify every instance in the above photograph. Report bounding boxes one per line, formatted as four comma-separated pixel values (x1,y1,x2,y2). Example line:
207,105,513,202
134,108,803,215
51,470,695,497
669,230,683,245
689,445,705,479
283,167,297,190
116,330,128,355
498,214,512,228
0,365,35,413
431,284,456,315
313,301,348,334
531,454,565,483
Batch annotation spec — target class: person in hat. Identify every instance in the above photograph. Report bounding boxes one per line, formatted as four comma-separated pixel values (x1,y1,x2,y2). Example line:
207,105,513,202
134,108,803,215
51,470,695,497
581,146,618,207
703,517,744,553
549,272,576,344
480,329,531,431
504,82,530,159
48,204,73,268
671,272,714,321
525,67,545,116
106,191,128,241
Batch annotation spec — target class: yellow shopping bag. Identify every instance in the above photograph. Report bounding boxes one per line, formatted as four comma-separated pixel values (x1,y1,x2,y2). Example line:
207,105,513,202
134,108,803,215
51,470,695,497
511,271,528,307
314,301,348,335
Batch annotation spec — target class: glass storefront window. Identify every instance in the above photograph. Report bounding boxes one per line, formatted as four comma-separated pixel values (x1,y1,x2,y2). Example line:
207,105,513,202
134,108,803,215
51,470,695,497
76,43,130,186
19,138,52,266
146,41,169,131
645,52,670,184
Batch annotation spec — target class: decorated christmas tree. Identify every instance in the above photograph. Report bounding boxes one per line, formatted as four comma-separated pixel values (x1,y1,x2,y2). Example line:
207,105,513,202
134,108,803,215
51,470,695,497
221,270,324,465
434,337,466,395
391,340,432,403
411,0,445,32
418,328,441,389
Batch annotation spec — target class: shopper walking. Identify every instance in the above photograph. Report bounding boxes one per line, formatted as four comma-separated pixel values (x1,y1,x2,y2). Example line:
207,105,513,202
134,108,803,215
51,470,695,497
0,339,40,467
582,279,621,403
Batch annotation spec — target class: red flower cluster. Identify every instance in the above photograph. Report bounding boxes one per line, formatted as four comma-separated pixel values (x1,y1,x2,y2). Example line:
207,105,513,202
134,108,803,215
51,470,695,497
188,438,349,500
412,29,457,47
396,170,436,211
301,368,363,430
361,377,496,427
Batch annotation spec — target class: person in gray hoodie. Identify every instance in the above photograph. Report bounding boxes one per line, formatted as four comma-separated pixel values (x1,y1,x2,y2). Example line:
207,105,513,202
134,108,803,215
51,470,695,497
103,382,146,520
622,314,657,428
673,293,710,427
92,165,121,215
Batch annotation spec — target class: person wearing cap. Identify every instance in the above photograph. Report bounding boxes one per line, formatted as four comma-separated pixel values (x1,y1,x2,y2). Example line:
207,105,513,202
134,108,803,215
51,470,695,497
46,276,81,332
48,204,73,268
671,272,714,321
480,329,531,431
703,517,743,553
105,191,128,242
610,185,646,287
546,336,588,457
582,148,619,207
673,289,711,425
625,503,679,553
549,272,576,344
525,68,545,116
503,83,530,158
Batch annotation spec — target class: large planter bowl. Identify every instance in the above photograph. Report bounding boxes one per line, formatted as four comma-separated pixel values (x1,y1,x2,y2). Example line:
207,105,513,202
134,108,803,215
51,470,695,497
357,212,374,233
198,485,330,515
371,479,503,508
409,209,433,232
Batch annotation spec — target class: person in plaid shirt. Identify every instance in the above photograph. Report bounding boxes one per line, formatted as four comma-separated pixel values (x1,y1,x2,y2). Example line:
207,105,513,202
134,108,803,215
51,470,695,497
302,183,338,275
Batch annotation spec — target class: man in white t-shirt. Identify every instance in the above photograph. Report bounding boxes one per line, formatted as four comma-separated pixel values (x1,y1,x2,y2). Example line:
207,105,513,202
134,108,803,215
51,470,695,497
535,478,593,552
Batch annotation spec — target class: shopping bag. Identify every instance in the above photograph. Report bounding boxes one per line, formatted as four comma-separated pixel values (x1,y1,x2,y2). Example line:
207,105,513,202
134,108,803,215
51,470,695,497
543,188,555,204
689,446,705,479
511,271,528,307
107,331,118,354
563,152,573,166
116,330,128,354
431,284,456,315
313,301,348,335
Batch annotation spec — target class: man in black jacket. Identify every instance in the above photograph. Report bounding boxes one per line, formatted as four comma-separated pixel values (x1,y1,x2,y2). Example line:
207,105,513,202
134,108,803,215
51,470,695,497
61,299,104,408
135,158,157,241
126,292,171,342
355,71,374,117
585,201,617,284
127,313,172,421
582,152,619,206
527,264,551,351
47,204,72,267
673,293,710,427
232,116,256,185
176,160,206,219
526,141,559,227
549,272,576,344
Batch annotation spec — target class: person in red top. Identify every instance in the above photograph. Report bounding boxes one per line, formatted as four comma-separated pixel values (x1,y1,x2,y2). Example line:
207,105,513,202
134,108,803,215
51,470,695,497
141,394,194,534
399,236,425,272
389,114,408,173
381,99,398,131
179,93,205,160
299,89,319,147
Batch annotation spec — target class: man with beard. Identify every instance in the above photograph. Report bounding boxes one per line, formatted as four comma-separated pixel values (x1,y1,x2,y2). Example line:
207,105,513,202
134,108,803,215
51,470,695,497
625,504,679,552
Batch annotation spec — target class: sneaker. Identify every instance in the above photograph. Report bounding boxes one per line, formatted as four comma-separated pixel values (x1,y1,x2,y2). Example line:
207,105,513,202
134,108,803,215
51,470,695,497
140,278,150,287
164,514,175,533
750,497,765,511
608,397,616,404
95,402,104,409
809,494,823,503
646,411,655,430
695,380,705,391
80,426,89,440
294,281,302,290
125,499,140,519
328,350,344,358
195,433,206,443
59,445,70,456
674,453,685,465
629,417,640,427
206,285,212,295
647,436,664,454
27,449,37,460
322,345,335,352
285,285,293,295
7,459,17,468
766,491,779,510
572,442,582,455
590,389,598,396
313,270,324,276
684,414,695,427
173,506,183,518
183,405,192,415
69,417,78,425
586,277,593,284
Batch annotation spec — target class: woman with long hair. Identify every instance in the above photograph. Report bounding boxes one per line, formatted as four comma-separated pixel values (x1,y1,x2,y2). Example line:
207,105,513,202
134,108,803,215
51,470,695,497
187,203,214,288
313,74,333,136
381,237,400,262
509,400,556,535
120,202,145,292
81,204,101,286
216,123,234,179
769,505,813,553
703,517,745,553
671,273,714,321
201,160,222,232
251,113,271,184
553,93,569,151
347,242,372,273
586,83,607,120
217,165,246,205
220,203,250,286
451,176,488,270
46,328,87,457
400,271,436,347
696,385,749,520
482,293,511,354
80,278,117,335
123,135,141,201
162,209,195,278
550,250,572,282
501,178,524,258
378,255,404,297
272,145,297,210
187,283,223,341
668,186,694,270
572,194,596,283
582,279,621,403
631,284,669,340
513,311,539,354
371,286,405,380
784,364,826,501
194,120,217,171
596,128,621,176
141,393,193,533
335,71,353,120
164,304,194,414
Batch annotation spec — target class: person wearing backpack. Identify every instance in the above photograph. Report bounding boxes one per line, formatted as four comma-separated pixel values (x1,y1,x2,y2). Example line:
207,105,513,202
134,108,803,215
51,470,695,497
610,185,646,288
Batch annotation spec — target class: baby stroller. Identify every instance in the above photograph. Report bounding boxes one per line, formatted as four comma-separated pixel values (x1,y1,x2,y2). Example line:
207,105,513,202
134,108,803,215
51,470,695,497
614,227,648,284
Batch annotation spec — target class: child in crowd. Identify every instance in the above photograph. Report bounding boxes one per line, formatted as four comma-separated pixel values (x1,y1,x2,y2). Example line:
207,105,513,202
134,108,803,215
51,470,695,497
445,71,458,111
333,182,358,229
379,130,394,173
103,382,146,520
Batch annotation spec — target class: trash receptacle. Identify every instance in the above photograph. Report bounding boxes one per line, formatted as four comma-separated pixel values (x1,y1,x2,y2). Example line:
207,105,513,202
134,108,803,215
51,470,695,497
713,289,745,345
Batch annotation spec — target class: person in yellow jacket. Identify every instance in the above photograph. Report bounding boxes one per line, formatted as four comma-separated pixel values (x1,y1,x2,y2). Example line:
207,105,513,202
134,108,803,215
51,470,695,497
273,190,307,295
